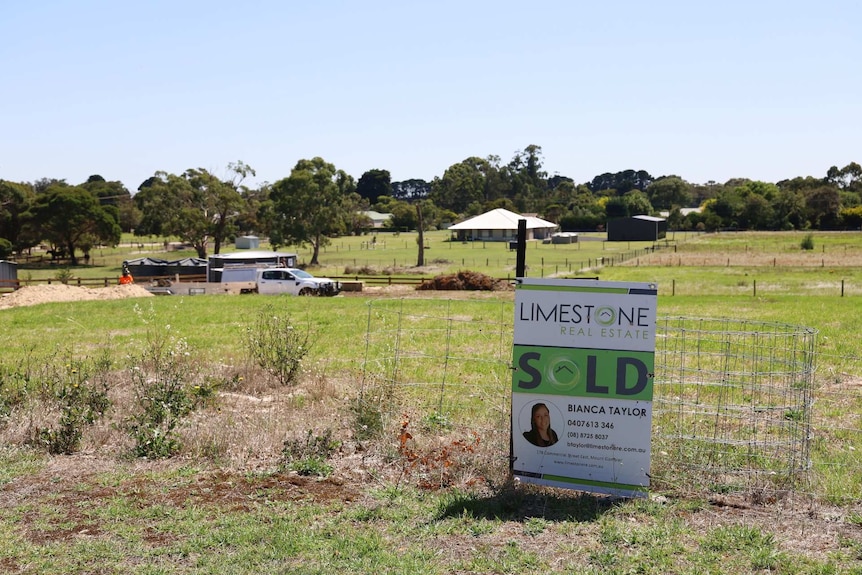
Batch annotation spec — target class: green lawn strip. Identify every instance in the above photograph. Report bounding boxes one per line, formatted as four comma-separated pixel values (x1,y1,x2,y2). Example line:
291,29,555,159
0,295,375,367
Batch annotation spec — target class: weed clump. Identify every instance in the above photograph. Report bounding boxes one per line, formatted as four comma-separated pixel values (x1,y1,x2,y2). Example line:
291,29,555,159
349,397,385,441
281,428,340,477
396,415,483,490
54,268,74,285
0,364,30,423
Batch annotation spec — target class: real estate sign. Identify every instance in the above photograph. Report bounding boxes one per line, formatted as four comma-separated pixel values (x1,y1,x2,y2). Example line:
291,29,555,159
511,278,658,497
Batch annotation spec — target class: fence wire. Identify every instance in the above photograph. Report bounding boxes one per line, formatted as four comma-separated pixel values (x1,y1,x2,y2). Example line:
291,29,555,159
359,298,859,501
651,317,815,496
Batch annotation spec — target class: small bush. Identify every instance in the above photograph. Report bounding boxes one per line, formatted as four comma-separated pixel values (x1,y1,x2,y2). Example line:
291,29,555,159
0,238,12,260
349,378,396,441
126,322,203,459
800,234,815,250
246,305,312,386
421,411,452,431
54,268,74,285
33,355,111,455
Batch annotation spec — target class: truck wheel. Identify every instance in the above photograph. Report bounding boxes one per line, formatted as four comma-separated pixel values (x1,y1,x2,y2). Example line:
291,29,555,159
298,287,314,296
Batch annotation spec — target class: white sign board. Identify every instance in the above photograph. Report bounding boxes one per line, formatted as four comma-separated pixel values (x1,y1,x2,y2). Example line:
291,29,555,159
511,278,658,497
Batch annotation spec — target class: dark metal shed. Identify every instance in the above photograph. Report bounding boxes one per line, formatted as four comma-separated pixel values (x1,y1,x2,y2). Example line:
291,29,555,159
126,257,208,279
166,257,208,277
124,257,170,278
607,215,667,242
0,260,17,289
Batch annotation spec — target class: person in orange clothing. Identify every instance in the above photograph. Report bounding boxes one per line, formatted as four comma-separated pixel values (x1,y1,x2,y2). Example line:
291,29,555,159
119,262,134,285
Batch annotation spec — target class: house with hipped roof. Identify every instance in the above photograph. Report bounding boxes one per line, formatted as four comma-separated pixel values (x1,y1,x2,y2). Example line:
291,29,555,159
447,208,558,242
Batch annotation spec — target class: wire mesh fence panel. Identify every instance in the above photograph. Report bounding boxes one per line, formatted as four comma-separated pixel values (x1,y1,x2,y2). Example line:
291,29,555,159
359,298,514,453
650,317,815,495
360,299,859,500
804,351,862,504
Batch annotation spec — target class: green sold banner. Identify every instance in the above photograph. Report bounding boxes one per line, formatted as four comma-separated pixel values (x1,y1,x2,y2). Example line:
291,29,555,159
511,278,657,498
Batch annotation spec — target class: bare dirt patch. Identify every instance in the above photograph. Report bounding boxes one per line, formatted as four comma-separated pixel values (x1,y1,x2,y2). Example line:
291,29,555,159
0,284,154,309
1,456,362,548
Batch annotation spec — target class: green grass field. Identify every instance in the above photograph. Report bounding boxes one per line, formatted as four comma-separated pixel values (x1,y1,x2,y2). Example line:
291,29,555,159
2,231,862,574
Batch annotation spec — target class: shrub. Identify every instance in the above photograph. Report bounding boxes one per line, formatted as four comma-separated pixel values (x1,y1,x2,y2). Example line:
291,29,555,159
126,320,203,458
0,238,12,259
349,375,397,441
54,268,74,285
800,234,815,250
33,355,111,455
246,305,312,386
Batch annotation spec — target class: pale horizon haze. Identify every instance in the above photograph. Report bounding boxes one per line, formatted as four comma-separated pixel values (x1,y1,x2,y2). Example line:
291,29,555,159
2,1,860,192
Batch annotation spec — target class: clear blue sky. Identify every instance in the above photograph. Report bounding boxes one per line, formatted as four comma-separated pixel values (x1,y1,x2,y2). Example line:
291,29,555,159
2,0,860,192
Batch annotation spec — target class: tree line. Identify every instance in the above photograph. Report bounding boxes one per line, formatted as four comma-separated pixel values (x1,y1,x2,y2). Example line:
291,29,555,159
2,145,861,264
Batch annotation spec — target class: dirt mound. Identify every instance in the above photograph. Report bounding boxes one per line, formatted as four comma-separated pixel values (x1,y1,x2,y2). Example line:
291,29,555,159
0,284,154,310
417,270,510,291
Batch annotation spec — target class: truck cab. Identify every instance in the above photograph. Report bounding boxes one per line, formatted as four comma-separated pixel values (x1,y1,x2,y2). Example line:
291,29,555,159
256,268,340,296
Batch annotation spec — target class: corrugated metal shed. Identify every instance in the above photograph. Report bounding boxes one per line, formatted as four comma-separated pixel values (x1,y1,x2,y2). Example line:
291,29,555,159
0,260,18,287
235,236,260,249
607,215,667,242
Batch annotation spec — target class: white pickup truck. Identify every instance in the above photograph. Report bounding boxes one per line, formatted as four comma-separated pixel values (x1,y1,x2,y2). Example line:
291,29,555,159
254,267,341,296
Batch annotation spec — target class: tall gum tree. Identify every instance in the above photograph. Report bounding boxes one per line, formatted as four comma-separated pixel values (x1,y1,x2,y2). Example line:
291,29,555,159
356,169,392,205
269,157,355,265
134,171,210,258
133,164,250,258
0,180,37,254
32,184,121,265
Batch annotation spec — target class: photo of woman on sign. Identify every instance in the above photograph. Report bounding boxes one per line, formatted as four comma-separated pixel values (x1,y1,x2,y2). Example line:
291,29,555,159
523,402,559,447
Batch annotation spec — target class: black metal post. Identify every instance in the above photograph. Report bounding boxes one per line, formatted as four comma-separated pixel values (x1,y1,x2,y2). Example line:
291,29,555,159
516,220,527,277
